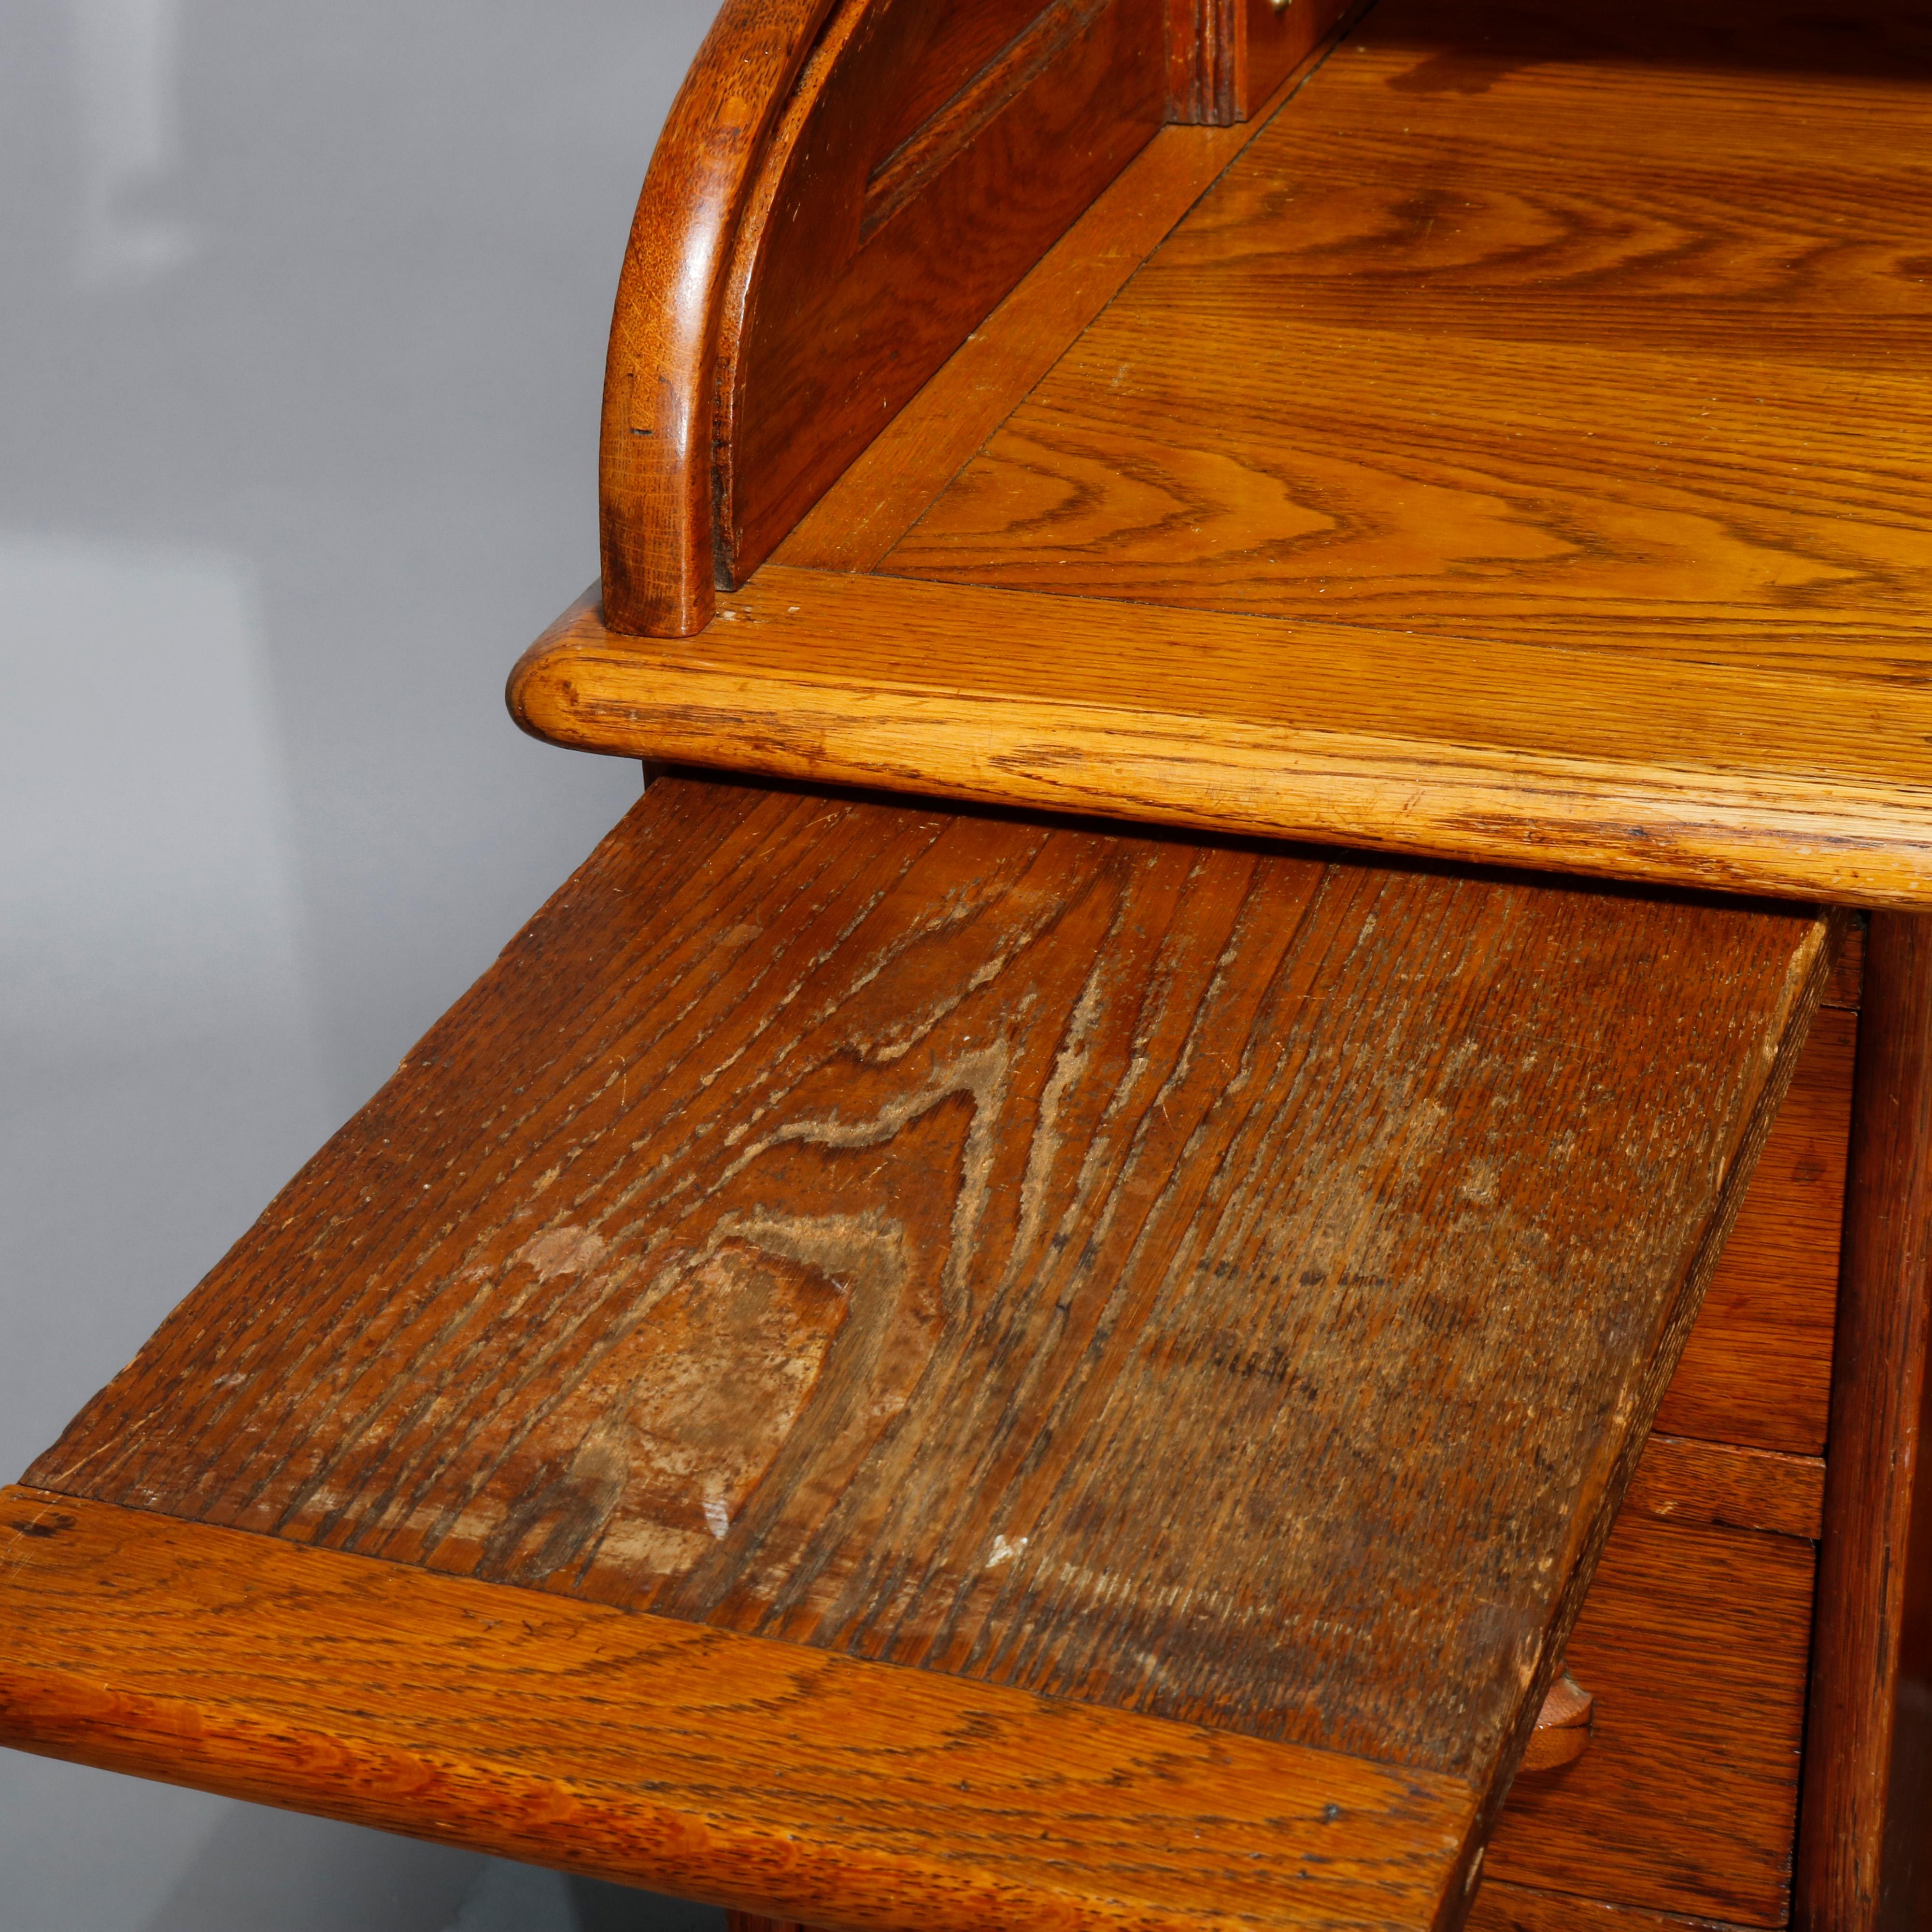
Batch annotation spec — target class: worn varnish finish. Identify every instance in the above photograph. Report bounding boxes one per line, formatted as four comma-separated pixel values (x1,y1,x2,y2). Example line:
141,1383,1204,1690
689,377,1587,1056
1796,912,1932,1932
512,575,1932,909
1655,1007,1855,1457
715,0,1167,589
0,1490,1475,1932
27,778,1832,1806
1487,1515,1815,1925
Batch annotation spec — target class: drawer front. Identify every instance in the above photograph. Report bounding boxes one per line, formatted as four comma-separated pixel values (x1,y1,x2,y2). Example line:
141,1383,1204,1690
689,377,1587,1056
1470,1875,1749,1930
1486,1513,1815,1924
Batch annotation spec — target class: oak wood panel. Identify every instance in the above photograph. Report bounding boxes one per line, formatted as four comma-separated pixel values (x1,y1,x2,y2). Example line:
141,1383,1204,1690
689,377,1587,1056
1236,0,1355,120
29,777,1832,1801
887,0,1932,681
775,2,1367,580
0,1489,1477,1932
511,575,1932,909
1796,912,1932,1932
1622,1436,1824,1545
714,0,1167,592
774,126,1251,575
1469,1879,1747,1932
597,0,839,637
1489,1516,1816,1926
1655,1007,1856,1458
863,1,1056,167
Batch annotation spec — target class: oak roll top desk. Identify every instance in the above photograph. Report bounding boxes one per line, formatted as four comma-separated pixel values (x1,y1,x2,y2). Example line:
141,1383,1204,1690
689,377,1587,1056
4,2,1930,1930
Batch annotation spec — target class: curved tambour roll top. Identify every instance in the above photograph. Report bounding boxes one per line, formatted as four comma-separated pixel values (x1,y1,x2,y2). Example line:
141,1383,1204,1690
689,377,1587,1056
598,0,1335,637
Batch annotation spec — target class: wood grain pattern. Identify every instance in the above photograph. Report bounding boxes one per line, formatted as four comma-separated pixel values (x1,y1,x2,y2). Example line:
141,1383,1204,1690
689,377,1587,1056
1235,0,1355,119
0,1488,1477,1932
597,0,838,636
889,0,1932,675
598,0,1174,635
1655,1007,1855,1458
1469,1880,1748,1932
779,133,1260,575
713,0,1167,591
775,7,1366,579
1622,1436,1825,1545
28,776,1832,1804
1488,1516,1816,1926
1825,920,1866,1011
1796,912,1932,1932
511,575,1932,909
1165,0,1237,124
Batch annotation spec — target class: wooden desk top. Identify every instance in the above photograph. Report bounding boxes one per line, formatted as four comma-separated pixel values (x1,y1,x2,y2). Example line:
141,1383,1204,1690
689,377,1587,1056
517,0,1932,908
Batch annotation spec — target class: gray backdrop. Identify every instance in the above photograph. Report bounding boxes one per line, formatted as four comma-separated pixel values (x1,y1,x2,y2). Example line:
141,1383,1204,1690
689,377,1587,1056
0,3,732,1925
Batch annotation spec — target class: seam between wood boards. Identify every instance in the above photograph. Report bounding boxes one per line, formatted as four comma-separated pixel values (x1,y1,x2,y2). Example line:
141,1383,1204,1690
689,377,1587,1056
879,0,1377,547
557,570,1932,793
780,0,1375,575
861,551,1932,693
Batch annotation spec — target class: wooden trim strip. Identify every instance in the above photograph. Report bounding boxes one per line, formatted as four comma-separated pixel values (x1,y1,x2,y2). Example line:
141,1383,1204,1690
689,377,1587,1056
510,574,1932,909
0,1487,1478,1932
598,0,841,638
1795,912,1932,1932
1622,1435,1827,1544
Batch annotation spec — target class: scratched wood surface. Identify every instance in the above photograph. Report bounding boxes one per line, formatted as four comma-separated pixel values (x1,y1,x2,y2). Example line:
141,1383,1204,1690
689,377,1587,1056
27,776,1833,1797
1468,1881,1747,1932
0,1489,1476,1932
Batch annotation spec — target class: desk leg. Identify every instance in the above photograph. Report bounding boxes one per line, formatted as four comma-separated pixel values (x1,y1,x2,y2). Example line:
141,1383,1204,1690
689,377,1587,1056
1797,912,1932,1932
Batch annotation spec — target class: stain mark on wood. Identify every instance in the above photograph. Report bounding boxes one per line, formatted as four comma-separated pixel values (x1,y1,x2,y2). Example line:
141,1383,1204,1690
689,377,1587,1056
28,778,1833,1791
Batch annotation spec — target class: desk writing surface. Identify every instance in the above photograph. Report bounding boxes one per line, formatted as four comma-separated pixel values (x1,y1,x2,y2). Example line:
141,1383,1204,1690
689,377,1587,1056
517,0,1932,908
